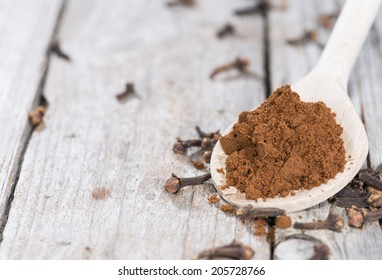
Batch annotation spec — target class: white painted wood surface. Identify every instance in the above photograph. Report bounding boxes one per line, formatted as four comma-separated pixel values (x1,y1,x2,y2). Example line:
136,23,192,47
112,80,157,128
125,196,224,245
0,0,269,259
270,0,382,259
0,0,63,228
0,0,381,260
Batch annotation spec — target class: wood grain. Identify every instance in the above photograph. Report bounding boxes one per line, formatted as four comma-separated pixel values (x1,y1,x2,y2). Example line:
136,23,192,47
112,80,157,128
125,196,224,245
0,0,63,229
270,0,382,259
0,0,269,259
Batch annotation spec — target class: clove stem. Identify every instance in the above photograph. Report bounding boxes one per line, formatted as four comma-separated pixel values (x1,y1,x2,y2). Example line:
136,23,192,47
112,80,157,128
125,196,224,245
164,173,211,194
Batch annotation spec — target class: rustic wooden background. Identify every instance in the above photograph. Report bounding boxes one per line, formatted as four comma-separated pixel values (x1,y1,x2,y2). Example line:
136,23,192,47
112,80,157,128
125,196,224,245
0,0,381,259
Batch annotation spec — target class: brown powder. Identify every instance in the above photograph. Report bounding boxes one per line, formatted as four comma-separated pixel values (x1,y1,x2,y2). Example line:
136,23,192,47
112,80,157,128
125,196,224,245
220,84,346,200
275,215,292,228
220,204,236,214
254,218,268,236
216,168,225,174
208,194,220,204
91,187,111,200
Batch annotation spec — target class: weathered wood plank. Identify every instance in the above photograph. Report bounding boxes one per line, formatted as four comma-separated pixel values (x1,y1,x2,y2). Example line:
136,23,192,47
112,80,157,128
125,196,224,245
270,0,382,259
0,0,268,259
0,0,63,230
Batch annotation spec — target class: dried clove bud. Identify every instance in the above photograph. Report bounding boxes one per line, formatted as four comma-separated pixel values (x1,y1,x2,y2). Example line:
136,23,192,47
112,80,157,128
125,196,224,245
167,0,195,7
236,205,285,219
116,83,136,103
164,173,211,194
197,240,254,260
346,207,366,228
192,161,205,170
216,23,236,38
209,57,250,79
287,30,318,45
50,41,71,61
293,212,344,232
173,138,202,154
28,106,46,127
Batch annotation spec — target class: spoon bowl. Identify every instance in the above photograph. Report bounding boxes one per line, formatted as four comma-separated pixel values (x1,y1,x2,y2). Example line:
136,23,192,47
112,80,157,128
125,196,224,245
211,0,380,212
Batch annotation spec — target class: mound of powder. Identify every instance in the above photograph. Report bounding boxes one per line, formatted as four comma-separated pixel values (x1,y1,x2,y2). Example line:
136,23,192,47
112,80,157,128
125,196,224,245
220,84,346,200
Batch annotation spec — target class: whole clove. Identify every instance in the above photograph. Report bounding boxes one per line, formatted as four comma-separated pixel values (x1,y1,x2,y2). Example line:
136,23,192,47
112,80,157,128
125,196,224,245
116,83,136,103
164,173,211,194
209,57,250,79
236,206,285,219
50,41,71,61
216,23,236,39
167,0,195,7
173,138,202,154
287,30,318,45
197,240,254,260
293,212,344,232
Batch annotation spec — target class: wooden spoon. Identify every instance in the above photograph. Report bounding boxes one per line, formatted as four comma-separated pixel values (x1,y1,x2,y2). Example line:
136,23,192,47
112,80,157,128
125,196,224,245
211,0,381,213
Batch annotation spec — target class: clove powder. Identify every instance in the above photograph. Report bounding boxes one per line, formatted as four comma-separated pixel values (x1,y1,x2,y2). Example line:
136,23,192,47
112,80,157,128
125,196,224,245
220,84,346,200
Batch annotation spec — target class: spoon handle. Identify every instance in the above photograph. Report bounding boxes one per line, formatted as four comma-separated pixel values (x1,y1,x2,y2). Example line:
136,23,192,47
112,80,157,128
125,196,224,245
314,0,381,86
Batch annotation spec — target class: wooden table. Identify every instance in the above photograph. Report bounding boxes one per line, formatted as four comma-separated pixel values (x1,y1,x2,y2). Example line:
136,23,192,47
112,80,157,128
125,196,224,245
0,0,381,259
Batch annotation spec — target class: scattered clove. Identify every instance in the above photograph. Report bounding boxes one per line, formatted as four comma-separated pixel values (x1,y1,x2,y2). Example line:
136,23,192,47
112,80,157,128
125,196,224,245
167,0,195,7
196,240,254,260
330,177,369,208
358,169,382,192
287,30,318,45
236,205,285,219
209,57,250,79
234,0,268,16
216,23,236,39
346,207,366,228
50,41,71,61
293,212,344,232
164,173,211,194
116,83,136,103
28,106,46,128
173,138,202,154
